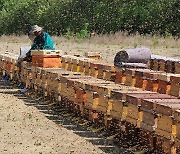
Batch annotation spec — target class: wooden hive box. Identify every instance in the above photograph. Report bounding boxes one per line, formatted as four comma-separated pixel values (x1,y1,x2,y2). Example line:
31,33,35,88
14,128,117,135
170,75,180,98
159,59,166,72
115,67,126,84
165,60,175,73
157,73,173,94
156,136,176,154
175,61,180,74
124,68,136,86
134,68,150,89
155,103,180,140
31,50,64,68
126,93,176,128
84,51,101,60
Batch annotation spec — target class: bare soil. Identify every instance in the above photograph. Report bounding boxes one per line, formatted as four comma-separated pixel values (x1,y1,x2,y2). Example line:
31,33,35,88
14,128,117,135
0,80,106,154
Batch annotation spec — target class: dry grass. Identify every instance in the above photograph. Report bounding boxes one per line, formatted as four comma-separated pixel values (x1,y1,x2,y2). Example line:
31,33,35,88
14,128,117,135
0,33,179,64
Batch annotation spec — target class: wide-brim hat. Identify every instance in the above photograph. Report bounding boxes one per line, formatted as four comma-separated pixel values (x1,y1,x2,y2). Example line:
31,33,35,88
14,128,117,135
29,25,42,34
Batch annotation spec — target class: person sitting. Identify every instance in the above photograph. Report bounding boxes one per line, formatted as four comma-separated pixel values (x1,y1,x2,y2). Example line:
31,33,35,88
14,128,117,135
25,25,55,61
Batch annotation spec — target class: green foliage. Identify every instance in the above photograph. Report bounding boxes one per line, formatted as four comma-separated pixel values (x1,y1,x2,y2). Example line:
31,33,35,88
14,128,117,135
0,0,179,37
76,23,90,39
65,28,74,40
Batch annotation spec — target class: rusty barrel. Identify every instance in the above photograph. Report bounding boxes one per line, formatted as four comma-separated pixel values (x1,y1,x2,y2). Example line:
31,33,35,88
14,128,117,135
114,47,151,67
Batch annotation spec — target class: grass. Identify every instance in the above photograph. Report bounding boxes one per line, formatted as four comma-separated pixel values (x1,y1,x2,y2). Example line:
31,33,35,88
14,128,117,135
0,33,179,63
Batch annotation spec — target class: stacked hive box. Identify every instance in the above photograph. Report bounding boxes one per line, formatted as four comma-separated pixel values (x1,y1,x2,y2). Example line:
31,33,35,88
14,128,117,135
84,52,101,60
126,93,176,127
155,101,180,153
174,110,180,153
157,73,173,94
140,99,180,150
150,55,179,74
124,69,136,86
115,67,126,84
31,50,64,68
108,89,151,127
170,75,180,98
175,61,180,74
102,64,116,81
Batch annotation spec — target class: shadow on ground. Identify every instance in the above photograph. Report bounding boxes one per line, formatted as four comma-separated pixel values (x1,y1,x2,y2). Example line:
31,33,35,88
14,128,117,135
0,79,133,154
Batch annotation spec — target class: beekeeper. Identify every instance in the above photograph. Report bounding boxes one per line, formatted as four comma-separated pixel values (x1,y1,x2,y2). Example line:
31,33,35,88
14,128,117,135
24,25,55,61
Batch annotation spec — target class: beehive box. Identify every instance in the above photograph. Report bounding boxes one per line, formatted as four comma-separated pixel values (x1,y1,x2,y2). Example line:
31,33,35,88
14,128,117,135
126,93,176,128
156,136,176,154
103,70,116,81
141,98,179,111
155,103,180,140
126,104,141,126
134,69,150,89
175,61,180,74
124,68,136,86
84,51,101,60
97,63,105,79
170,75,180,98
110,89,150,101
152,58,159,71
155,102,180,116
107,99,128,121
115,67,126,84
175,138,180,154
78,57,92,73
166,60,175,73
32,55,62,68
159,59,166,72
126,93,174,107
90,62,100,77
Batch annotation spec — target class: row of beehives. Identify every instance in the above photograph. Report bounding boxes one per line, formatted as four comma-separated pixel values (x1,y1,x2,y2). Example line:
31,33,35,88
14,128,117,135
0,53,179,98
0,53,180,153
59,55,180,98
150,55,180,74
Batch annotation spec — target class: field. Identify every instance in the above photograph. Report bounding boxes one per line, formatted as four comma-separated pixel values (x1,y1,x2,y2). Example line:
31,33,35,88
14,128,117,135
0,34,179,154
0,33,179,63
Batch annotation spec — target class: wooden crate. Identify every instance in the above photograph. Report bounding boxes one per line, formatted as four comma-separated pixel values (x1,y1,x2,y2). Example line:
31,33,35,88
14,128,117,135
170,75,180,98
156,136,176,154
166,60,175,73
175,138,180,154
156,115,174,134
159,59,166,72
141,98,179,111
174,110,180,122
155,103,180,116
84,52,101,60
103,70,116,82
175,61,180,74
139,129,156,149
124,69,136,86
32,55,62,68
110,89,150,101
31,50,64,56
145,79,158,92
115,67,126,84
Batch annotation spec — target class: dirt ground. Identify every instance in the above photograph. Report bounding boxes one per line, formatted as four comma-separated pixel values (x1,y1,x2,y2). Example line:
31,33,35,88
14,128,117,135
0,80,106,154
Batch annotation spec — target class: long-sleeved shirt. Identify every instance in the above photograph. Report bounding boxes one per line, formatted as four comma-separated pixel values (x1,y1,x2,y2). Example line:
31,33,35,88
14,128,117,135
26,32,55,57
